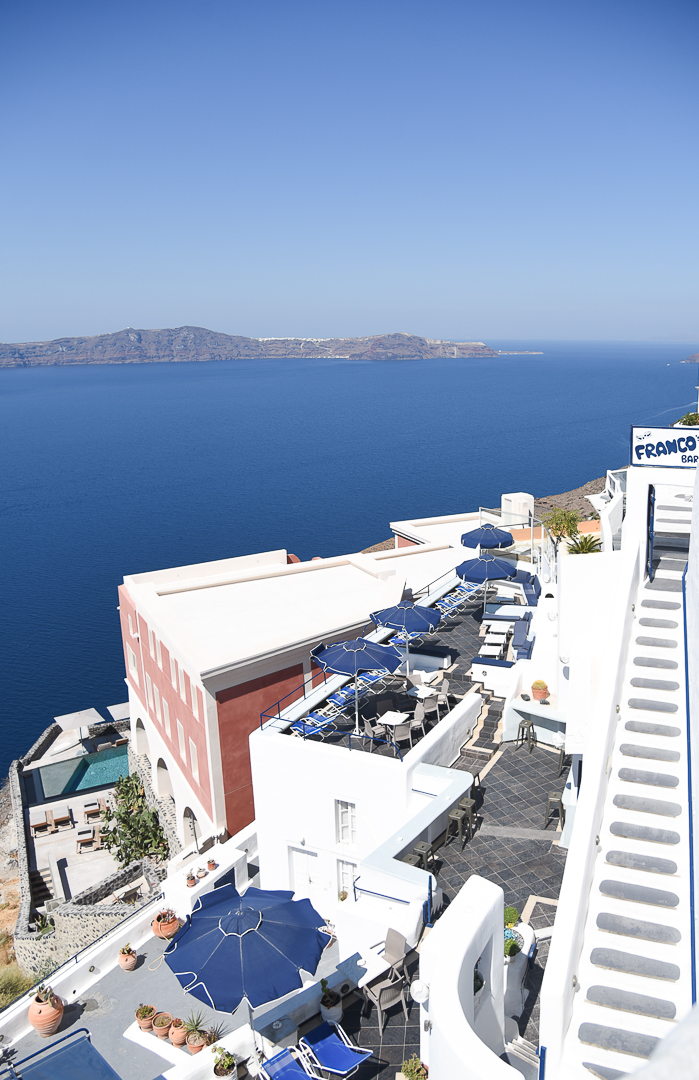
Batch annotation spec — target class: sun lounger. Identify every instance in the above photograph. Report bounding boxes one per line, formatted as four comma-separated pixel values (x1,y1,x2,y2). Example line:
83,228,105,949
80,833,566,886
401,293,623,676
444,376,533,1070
114,736,128,746
290,714,336,739
96,740,113,752
29,808,49,836
298,1022,372,1077
472,656,515,669
52,804,72,829
76,827,95,853
260,1048,319,1079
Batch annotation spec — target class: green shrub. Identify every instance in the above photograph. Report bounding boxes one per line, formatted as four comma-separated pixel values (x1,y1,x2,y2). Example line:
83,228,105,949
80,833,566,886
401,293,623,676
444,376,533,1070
400,1054,428,1079
100,774,168,866
0,965,34,1008
567,533,602,555
677,412,699,426
504,906,519,927
504,938,521,958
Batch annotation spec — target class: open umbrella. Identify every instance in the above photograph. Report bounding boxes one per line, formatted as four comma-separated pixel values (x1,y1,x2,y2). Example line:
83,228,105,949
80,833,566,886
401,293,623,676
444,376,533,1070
311,639,403,733
370,601,441,677
460,522,514,549
163,883,328,1012
456,553,516,613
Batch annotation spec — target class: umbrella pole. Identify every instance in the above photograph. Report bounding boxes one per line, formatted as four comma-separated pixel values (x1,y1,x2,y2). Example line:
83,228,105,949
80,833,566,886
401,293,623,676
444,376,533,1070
355,673,360,735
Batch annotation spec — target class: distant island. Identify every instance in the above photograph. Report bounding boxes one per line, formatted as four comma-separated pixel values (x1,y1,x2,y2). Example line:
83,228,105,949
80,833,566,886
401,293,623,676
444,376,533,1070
680,353,699,364
0,327,514,368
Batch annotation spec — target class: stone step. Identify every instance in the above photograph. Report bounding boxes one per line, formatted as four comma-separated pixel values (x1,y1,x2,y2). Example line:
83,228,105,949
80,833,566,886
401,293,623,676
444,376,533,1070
605,850,677,875
651,558,687,572
625,720,680,737
619,743,680,763
586,984,676,1020
644,578,683,592
578,1022,659,1059
638,617,679,629
596,911,681,944
633,656,678,670
599,879,679,908
612,794,681,817
610,821,680,845
629,677,679,691
617,767,679,788
627,698,678,713
641,599,681,610
634,636,677,649
590,947,680,981
582,1063,628,1080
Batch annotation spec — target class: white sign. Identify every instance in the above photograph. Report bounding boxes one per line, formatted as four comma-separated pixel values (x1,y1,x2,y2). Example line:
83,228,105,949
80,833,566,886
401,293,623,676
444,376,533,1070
630,426,699,467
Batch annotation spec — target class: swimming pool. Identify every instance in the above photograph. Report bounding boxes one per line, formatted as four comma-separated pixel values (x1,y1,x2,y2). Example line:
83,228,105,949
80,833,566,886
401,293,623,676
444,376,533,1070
25,744,129,804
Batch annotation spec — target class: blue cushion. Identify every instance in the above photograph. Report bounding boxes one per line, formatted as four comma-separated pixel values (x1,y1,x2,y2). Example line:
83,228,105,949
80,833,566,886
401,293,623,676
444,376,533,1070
472,656,514,668
263,1049,310,1079
301,1022,372,1076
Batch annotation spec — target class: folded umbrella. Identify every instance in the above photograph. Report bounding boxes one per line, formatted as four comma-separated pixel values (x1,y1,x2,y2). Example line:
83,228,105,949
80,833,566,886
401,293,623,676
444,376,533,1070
461,522,514,549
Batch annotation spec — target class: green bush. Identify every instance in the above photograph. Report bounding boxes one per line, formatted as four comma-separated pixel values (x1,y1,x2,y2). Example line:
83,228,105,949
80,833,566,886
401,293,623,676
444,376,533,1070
400,1054,428,1079
100,774,168,867
504,938,521,958
567,533,602,555
677,412,699,426
504,906,519,926
0,965,34,1008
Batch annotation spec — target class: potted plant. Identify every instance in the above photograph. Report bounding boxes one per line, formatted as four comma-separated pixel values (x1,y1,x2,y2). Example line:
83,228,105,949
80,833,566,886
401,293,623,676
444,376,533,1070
118,942,138,970
319,977,342,1023
153,1011,173,1039
504,937,521,965
169,1017,187,1047
135,1004,157,1031
186,870,196,888
197,866,207,879
207,857,217,871
397,1053,428,1080
27,984,64,1037
152,909,179,939
531,680,548,701
212,1045,239,1077
184,1009,208,1054
338,890,347,902
504,906,519,929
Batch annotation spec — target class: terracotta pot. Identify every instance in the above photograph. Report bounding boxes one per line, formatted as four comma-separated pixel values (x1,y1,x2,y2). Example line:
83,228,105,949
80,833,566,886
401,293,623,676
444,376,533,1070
532,686,548,701
135,1007,156,1031
197,869,207,879
27,993,63,1038
169,1022,187,1047
118,950,137,970
187,1033,206,1055
153,1012,173,1039
152,912,180,939
214,1066,235,1078
186,877,196,888
207,860,217,871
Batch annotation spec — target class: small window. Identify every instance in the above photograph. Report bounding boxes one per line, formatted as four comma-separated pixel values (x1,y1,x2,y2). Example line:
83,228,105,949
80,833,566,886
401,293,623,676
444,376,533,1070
335,800,356,845
162,699,171,737
191,685,199,720
145,674,154,709
170,656,177,690
337,859,357,899
177,720,186,760
127,647,139,685
153,685,161,722
148,629,155,657
179,667,186,701
189,738,199,783
128,614,135,637
156,638,162,668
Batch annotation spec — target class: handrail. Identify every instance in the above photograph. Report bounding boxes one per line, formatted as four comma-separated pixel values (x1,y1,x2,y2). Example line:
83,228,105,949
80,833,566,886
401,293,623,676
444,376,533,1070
259,669,330,728
352,877,410,905
682,564,696,1003
290,724,403,761
0,1027,94,1078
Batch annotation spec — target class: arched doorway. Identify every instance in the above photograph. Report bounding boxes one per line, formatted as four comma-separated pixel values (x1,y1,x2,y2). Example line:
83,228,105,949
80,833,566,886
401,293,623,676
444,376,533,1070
156,758,173,799
132,718,149,760
183,806,199,848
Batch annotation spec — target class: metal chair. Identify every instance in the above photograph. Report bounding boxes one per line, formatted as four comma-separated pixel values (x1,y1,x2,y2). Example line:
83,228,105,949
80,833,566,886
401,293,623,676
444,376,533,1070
516,717,537,752
446,807,467,850
401,853,420,867
558,746,571,777
544,791,565,829
457,797,476,840
362,969,409,1033
412,840,435,872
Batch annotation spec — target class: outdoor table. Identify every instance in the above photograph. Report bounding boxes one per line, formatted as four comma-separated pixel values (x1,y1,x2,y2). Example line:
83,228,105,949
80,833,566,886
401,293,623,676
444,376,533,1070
485,632,508,644
478,645,504,658
378,710,411,726
407,685,439,700
337,949,391,989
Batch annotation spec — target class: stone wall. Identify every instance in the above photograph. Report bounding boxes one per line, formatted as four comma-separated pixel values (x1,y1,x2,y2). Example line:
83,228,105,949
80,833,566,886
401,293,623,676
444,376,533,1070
127,743,182,856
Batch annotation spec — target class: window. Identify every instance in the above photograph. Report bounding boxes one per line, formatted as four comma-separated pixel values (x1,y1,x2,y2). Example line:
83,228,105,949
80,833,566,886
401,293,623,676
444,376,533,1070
177,720,186,761
127,647,139,685
170,656,177,690
191,685,199,720
156,638,162,668
189,738,199,783
153,685,161,722
335,800,356,845
337,859,357,898
162,698,171,737
179,667,186,701
128,614,134,637
145,674,154,709
148,629,155,658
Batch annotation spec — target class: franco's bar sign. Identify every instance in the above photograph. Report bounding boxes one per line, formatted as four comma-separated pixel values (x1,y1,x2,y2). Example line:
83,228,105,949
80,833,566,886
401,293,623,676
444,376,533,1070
631,426,699,467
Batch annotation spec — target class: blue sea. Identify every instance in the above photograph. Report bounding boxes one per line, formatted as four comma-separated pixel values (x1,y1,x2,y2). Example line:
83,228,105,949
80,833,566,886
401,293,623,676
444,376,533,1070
1,340,697,776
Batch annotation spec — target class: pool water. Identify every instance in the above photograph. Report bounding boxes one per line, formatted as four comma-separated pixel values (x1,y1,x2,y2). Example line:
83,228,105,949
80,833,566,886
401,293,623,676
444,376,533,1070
25,744,129,804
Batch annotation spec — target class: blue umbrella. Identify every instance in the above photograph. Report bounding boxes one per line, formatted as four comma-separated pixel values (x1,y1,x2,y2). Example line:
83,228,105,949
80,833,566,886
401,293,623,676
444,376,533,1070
311,638,403,732
163,883,327,1012
461,522,514,549
370,602,441,677
456,553,516,612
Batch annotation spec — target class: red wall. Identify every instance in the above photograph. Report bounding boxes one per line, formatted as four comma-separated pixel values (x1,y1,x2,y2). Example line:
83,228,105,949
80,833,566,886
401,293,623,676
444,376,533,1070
216,664,304,836
396,535,417,548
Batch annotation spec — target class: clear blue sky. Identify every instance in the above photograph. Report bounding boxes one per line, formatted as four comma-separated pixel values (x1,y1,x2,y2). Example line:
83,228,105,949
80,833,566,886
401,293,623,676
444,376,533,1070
1,0,697,343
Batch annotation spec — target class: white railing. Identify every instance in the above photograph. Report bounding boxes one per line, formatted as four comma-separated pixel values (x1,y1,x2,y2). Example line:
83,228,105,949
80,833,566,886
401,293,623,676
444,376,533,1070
538,543,641,1073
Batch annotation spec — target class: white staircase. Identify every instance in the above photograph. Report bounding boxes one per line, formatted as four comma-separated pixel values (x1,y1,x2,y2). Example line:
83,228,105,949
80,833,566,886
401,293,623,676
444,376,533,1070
559,487,693,1079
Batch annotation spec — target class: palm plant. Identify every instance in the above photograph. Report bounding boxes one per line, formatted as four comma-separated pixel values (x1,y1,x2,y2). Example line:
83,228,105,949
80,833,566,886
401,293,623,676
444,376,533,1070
567,533,602,554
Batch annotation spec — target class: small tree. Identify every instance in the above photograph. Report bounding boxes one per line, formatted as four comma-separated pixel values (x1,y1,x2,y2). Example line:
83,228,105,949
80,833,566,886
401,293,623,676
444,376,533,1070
568,533,602,554
543,509,580,554
100,774,168,867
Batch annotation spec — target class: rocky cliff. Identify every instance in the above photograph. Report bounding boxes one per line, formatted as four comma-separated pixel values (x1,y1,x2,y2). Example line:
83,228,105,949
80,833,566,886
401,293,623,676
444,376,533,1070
0,326,498,368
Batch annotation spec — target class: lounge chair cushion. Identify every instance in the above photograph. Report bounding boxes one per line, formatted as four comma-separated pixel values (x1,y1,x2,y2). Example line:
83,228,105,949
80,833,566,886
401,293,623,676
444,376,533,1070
301,1023,372,1075
471,656,514,668
262,1049,310,1079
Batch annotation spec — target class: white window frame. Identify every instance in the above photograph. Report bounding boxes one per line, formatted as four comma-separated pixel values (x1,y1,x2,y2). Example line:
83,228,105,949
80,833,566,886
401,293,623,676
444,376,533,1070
148,629,155,658
177,720,186,761
145,673,154,709
189,738,199,783
179,666,186,702
335,800,357,845
127,647,139,685
156,638,162,669
170,656,177,690
162,698,171,737
337,858,357,898
153,685,161,722
191,685,199,720
128,614,134,637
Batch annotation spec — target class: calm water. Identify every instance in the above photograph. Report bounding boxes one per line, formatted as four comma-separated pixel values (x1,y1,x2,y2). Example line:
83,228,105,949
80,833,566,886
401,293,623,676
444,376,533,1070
1,340,697,776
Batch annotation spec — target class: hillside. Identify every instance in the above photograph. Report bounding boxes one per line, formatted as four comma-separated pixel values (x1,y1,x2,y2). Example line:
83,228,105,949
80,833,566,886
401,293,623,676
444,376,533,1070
0,327,499,368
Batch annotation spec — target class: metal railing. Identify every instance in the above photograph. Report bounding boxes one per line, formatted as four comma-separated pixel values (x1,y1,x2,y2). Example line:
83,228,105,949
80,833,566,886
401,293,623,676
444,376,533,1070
259,669,331,728
682,565,696,1004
